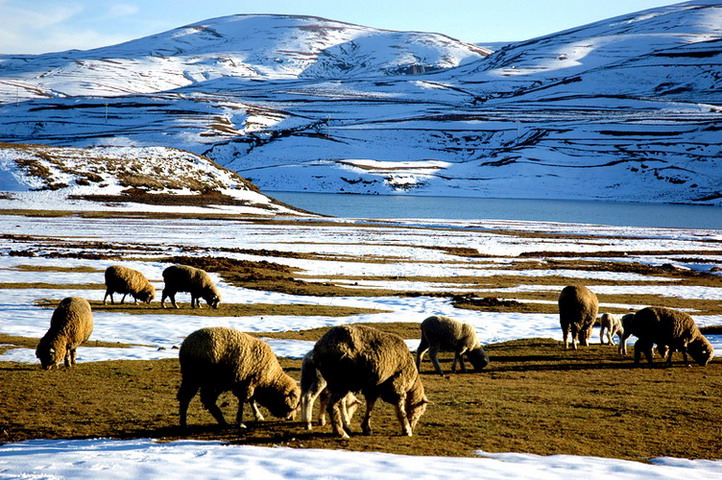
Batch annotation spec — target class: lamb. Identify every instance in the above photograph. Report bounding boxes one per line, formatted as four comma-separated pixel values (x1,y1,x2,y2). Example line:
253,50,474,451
35,297,94,370
161,264,221,309
558,285,598,350
629,307,714,367
416,315,490,376
599,313,623,345
299,350,361,430
312,324,430,439
103,265,155,305
177,326,300,429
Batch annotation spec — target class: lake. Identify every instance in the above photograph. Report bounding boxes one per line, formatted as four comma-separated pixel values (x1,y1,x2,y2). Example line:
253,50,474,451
268,191,722,229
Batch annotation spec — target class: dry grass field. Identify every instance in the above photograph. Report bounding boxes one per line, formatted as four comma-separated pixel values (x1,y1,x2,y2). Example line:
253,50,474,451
1,211,721,462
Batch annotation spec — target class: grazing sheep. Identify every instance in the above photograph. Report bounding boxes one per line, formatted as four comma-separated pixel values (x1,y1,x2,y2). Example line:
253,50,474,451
103,265,155,305
618,313,636,355
599,313,623,345
416,315,490,376
161,265,221,309
177,327,300,429
630,307,714,367
558,285,598,350
299,350,361,430
35,297,93,370
312,325,430,439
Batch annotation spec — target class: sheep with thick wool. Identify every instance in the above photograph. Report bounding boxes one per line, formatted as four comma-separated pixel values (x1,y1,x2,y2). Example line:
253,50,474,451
558,285,598,350
177,327,300,429
629,307,714,367
103,265,155,305
299,350,362,430
35,297,93,370
161,265,221,309
312,324,430,439
599,313,624,345
416,315,490,376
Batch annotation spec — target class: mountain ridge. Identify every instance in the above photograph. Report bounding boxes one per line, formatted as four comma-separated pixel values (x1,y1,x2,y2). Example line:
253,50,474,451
0,3,719,206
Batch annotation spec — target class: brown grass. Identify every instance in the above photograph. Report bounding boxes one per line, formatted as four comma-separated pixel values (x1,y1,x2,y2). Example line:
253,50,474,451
1,333,720,462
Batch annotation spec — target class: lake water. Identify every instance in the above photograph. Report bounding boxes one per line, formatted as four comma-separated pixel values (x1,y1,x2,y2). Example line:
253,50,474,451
269,191,722,229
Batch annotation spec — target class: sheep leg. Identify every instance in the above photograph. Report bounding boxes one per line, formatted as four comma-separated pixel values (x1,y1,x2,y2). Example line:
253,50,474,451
456,349,468,373
64,349,72,368
301,390,320,429
416,336,429,371
394,393,413,437
599,326,606,344
69,348,77,366
315,389,329,427
634,339,654,365
361,394,378,436
562,325,570,349
428,347,445,376
177,381,200,429
200,386,227,426
103,290,112,305
161,289,178,308
327,390,351,439
249,400,265,422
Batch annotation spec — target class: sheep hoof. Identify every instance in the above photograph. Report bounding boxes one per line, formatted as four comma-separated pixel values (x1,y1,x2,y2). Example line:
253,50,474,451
237,423,248,430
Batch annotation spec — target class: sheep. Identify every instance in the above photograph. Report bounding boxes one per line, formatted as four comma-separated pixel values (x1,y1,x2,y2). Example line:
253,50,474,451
416,315,490,376
558,285,598,350
299,350,361,430
35,297,94,370
618,313,636,355
312,324,430,439
629,307,714,367
161,264,221,309
599,313,623,345
103,265,155,305
177,326,300,429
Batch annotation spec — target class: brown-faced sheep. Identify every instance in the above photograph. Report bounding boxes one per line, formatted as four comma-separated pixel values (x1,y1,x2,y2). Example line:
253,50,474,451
630,307,714,367
35,297,93,370
416,315,490,376
312,324,430,439
177,327,300,429
103,265,155,305
599,313,623,345
161,265,221,309
299,350,361,430
558,285,598,350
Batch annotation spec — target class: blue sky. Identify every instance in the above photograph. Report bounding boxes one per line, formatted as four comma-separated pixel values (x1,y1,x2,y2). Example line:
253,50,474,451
0,0,680,54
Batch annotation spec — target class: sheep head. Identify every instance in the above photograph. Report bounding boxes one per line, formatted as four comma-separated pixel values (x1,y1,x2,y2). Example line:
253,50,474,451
688,337,715,366
467,345,490,371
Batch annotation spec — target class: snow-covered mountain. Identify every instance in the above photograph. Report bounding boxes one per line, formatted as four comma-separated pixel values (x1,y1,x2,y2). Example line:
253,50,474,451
0,2,720,206
0,15,488,98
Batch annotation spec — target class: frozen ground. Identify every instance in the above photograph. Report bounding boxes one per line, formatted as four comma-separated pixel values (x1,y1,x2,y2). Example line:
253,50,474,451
1,212,721,478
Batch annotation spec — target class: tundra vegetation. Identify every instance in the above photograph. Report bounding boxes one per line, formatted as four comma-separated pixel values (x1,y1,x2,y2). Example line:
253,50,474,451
0,213,721,462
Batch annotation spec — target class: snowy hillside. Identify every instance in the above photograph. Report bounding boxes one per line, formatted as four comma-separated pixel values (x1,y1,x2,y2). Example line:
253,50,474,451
0,3,720,205
0,143,303,215
0,14,488,98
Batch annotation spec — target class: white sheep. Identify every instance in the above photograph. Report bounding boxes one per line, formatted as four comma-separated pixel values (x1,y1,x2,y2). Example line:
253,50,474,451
599,313,623,345
103,265,155,305
35,297,94,370
299,350,361,430
629,307,714,367
177,326,300,429
161,264,221,309
416,315,490,376
558,285,598,349
312,324,430,439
